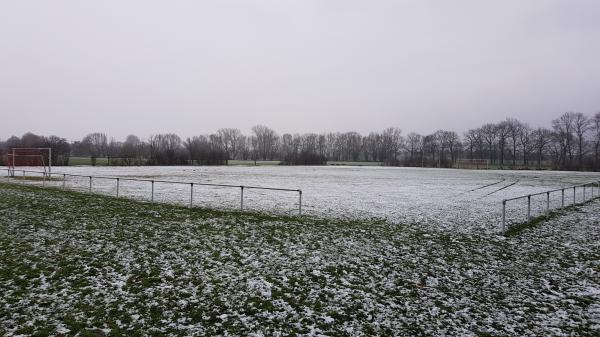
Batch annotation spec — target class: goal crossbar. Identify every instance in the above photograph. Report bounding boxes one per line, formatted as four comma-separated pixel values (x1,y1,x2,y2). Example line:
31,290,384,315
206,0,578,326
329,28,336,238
7,147,52,176
456,158,490,169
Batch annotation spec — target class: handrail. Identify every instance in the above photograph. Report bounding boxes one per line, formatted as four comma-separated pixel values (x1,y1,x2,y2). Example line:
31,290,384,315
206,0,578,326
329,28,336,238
502,182,595,202
501,181,599,232
2,168,303,215
11,169,301,192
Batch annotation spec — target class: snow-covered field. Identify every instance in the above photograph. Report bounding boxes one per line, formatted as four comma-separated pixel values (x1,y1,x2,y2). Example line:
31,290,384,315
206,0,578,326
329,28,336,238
0,183,598,336
3,166,600,233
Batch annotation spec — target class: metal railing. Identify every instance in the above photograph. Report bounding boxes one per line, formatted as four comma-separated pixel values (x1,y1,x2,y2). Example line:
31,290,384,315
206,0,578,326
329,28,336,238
2,169,303,215
501,181,599,232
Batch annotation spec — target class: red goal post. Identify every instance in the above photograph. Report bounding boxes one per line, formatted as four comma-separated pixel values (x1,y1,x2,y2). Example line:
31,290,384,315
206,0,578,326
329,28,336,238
6,147,52,176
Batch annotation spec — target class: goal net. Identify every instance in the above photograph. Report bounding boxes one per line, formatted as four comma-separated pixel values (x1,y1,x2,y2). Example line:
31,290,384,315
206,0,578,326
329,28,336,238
455,158,490,169
6,148,52,176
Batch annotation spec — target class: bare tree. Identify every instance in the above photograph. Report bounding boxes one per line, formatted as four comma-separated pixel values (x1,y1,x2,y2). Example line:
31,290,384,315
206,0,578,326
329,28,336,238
531,128,552,169
364,132,380,162
251,125,279,161
592,112,600,169
21,132,44,148
573,112,591,169
122,135,143,165
444,131,460,165
43,135,71,166
496,121,511,166
149,133,182,165
406,133,423,165
518,124,531,166
506,118,524,166
345,132,363,161
107,138,122,165
463,129,478,160
480,124,497,164
381,127,402,164
552,112,576,168
218,128,243,163
82,132,108,165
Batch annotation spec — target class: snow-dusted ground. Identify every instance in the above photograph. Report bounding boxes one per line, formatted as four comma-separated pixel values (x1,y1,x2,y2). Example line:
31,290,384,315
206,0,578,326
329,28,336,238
0,183,598,336
2,166,600,233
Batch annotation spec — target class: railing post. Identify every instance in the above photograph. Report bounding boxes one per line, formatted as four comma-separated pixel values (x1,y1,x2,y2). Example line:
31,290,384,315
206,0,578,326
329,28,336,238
546,192,550,215
592,183,595,199
527,195,531,221
151,180,154,203
63,174,66,190
583,184,586,201
502,200,506,232
89,176,92,192
22,170,25,185
561,188,565,207
240,186,244,210
573,187,576,206
299,190,302,216
190,183,194,208
116,178,120,197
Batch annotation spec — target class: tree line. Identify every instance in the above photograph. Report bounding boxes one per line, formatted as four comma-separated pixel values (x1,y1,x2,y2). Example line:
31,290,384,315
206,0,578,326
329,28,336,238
2,111,600,171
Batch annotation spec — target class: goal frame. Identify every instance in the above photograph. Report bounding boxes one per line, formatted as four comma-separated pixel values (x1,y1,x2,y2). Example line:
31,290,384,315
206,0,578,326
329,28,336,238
456,158,490,170
7,147,52,176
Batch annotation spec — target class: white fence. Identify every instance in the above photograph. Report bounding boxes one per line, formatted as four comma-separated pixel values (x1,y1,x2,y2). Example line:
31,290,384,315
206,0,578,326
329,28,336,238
2,169,303,215
501,181,599,232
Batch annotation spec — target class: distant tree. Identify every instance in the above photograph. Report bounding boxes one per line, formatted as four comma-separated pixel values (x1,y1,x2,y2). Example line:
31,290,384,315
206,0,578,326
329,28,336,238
218,128,243,162
44,135,71,166
506,118,524,166
444,131,460,165
148,133,182,165
345,132,363,162
422,134,438,167
238,135,250,160
463,129,478,160
251,125,278,161
20,132,44,148
381,128,402,164
496,121,511,166
122,135,144,165
480,124,498,164
531,128,552,169
81,132,108,165
518,124,532,166
552,112,576,169
406,133,423,166
572,112,591,169
592,112,600,169
5,136,21,149
318,134,327,159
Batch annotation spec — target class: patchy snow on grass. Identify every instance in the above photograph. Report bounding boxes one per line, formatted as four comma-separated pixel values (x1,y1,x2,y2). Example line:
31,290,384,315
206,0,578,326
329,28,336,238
4,165,600,233
0,182,598,336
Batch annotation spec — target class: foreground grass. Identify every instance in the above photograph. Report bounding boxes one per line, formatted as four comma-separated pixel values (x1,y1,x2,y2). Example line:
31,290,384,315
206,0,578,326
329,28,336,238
0,183,598,336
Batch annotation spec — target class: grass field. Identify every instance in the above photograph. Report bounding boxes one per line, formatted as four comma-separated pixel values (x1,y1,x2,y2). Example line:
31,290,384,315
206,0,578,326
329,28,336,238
0,183,599,336
69,157,111,166
14,165,600,233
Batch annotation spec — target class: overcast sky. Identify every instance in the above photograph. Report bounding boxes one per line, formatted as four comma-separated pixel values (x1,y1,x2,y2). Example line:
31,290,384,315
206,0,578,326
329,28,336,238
1,0,599,141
